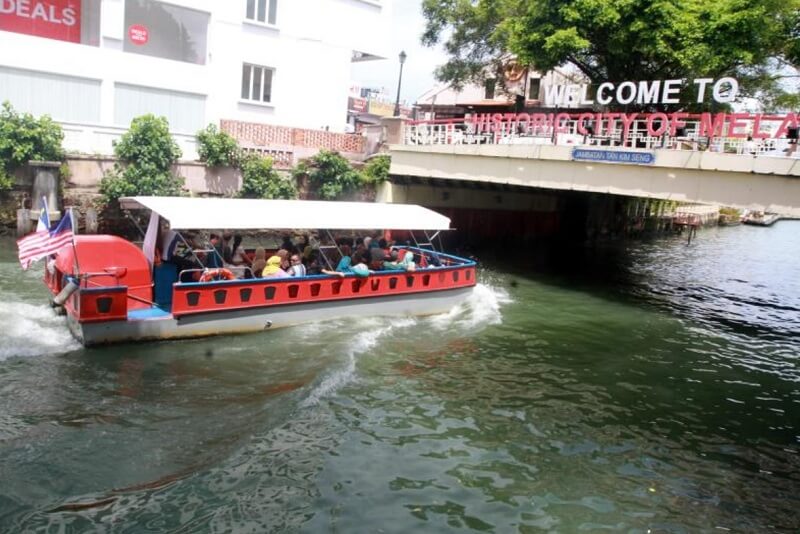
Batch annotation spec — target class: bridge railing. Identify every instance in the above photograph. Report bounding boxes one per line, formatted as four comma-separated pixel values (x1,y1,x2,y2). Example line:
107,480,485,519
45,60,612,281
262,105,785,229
403,115,799,157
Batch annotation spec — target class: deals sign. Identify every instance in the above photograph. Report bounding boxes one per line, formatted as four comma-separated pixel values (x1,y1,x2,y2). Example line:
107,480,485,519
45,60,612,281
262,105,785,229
0,0,82,43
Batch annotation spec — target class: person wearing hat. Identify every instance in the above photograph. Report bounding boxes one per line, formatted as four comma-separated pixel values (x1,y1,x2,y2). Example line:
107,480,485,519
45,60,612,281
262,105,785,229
262,255,289,278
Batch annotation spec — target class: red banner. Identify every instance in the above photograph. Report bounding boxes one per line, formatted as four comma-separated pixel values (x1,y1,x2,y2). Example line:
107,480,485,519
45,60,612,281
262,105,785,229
0,0,82,44
348,97,367,113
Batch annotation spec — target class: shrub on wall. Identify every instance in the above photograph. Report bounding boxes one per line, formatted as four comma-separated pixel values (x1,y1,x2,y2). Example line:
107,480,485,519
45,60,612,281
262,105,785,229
239,154,296,199
294,149,364,200
196,124,241,167
0,101,65,192
361,154,390,184
99,114,184,202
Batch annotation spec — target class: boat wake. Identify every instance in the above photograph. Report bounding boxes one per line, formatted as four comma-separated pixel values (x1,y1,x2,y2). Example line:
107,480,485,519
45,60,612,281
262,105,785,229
301,316,417,407
301,282,510,405
428,282,512,331
0,300,80,360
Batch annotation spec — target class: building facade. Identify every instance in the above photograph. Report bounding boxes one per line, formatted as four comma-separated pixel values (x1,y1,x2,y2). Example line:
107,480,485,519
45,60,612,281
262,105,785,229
0,0,391,158
416,66,588,120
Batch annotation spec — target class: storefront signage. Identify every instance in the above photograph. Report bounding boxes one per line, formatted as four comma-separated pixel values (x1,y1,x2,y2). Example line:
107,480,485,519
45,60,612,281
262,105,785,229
128,24,148,45
572,148,655,165
348,97,367,113
369,100,395,117
0,0,81,43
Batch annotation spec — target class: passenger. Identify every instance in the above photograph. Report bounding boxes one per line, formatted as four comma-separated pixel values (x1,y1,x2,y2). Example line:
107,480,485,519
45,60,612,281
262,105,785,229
322,254,370,278
303,235,318,261
287,254,307,277
262,255,289,278
383,250,416,271
331,245,352,272
350,259,370,277
281,235,297,254
251,247,267,277
276,249,290,271
230,235,250,266
369,243,385,270
354,243,369,264
221,232,234,263
322,245,363,277
205,233,224,268
306,253,323,275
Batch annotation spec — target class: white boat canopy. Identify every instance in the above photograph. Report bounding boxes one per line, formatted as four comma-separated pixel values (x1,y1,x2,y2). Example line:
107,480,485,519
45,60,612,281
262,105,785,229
119,196,452,231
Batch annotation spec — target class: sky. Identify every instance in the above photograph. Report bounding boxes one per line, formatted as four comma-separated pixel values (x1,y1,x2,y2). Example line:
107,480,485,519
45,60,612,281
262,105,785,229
350,0,447,104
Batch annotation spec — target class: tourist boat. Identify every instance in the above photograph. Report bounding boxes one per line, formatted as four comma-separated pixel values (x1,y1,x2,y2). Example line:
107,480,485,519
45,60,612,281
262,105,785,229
43,197,477,346
742,211,781,226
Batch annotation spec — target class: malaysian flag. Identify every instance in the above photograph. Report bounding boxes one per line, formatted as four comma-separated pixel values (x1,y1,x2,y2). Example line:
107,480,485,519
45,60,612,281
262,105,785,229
17,208,74,270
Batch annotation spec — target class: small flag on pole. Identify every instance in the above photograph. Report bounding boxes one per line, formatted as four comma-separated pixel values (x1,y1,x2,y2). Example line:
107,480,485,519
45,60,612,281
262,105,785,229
17,209,74,270
36,196,50,232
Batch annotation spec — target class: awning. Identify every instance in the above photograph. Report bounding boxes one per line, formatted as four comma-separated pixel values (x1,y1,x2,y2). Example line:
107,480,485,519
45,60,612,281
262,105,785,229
118,196,452,231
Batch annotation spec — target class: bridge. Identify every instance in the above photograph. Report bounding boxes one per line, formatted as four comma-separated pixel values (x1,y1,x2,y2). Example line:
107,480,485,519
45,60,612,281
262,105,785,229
383,115,800,217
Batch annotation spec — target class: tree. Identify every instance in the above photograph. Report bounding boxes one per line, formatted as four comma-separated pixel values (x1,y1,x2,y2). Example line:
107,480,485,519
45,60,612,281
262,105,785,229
293,150,364,200
196,124,241,167
99,114,183,202
0,101,64,191
422,0,800,109
239,154,296,199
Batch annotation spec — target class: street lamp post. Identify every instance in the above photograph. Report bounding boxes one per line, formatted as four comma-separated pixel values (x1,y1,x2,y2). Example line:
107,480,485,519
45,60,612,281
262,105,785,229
393,50,407,117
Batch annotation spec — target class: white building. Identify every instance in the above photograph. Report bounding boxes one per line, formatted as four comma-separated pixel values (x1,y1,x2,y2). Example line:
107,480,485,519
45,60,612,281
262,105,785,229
0,0,391,158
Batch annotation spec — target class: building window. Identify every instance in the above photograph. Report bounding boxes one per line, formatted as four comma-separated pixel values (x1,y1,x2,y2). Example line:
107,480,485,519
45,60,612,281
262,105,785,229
528,77,541,100
124,0,209,65
246,0,278,25
241,64,274,103
484,78,496,100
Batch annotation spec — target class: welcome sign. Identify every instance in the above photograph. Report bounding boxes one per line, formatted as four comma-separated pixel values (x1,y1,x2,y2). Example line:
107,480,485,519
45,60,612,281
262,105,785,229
544,78,739,107
467,77,797,141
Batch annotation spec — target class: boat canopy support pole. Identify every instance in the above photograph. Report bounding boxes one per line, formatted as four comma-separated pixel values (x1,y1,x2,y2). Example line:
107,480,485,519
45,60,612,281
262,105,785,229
318,230,342,271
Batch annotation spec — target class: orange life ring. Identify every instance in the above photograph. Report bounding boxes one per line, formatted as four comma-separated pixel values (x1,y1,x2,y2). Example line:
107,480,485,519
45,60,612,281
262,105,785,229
199,268,236,282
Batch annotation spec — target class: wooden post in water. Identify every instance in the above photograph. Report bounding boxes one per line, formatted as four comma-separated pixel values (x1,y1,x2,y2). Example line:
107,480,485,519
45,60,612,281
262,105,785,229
16,208,30,236
85,207,98,234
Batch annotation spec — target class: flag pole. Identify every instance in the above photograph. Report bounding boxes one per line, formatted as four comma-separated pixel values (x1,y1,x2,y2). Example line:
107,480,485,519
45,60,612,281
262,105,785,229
69,207,81,281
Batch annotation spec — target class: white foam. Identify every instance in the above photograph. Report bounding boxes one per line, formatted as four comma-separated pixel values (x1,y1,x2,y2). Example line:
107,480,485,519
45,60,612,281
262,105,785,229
0,300,80,360
428,282,512,331
301,316,417,406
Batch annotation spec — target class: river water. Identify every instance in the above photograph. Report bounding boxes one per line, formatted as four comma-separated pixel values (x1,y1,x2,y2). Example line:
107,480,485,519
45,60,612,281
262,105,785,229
0,223,798,532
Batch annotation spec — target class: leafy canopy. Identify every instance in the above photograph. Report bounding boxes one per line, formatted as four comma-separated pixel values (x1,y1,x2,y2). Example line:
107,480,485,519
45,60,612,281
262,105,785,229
294,150,365,200
240,154,296,199
196,124,241,167
0,101,64,191
422,0,800,108
99,114,183,202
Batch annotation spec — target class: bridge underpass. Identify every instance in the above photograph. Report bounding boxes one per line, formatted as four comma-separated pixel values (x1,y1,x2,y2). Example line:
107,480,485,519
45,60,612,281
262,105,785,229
386,144,800,218
379,142,800,246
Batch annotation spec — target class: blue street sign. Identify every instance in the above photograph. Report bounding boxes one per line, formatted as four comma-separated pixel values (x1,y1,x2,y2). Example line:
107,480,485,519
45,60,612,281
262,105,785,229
572,148,656,165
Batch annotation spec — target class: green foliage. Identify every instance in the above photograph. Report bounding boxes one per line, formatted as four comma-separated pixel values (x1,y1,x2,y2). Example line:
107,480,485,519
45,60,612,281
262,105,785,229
719,206,741,218
240,154,296,199
361,155,391,184
196,124,241,167
422,0,800,109
0,101,65,191
294,150,364,200
100,114,184,202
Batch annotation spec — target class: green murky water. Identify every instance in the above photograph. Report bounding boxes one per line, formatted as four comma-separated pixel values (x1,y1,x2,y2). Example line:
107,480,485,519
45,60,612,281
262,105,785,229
0,223,798,532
